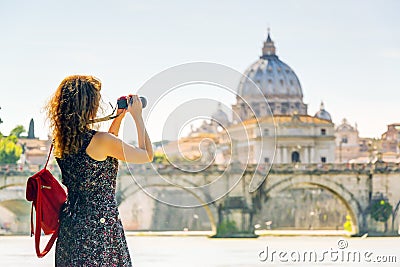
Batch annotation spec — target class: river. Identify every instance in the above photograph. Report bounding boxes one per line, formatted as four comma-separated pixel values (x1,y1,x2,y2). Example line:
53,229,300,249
1,234,399,266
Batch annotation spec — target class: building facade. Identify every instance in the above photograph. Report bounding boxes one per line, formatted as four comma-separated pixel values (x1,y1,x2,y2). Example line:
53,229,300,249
226,31,336,164
334,118,361,163
381,123,400,153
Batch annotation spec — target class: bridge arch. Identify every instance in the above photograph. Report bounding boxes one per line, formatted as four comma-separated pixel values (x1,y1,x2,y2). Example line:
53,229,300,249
392,200,400,233
0,183,31,222
263,175,366,235
0,197,31,233
0,199,31,217
0,182,26,191
119,183,217,233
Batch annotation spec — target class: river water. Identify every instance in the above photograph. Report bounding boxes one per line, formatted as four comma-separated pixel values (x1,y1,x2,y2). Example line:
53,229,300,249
1,234,399,266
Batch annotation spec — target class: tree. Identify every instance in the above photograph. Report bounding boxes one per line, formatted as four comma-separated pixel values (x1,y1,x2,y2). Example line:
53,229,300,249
216,219,239,237
10,125,26,138
0,135,22,164
370,197,393,232
153,151,168,164
0,125,24,164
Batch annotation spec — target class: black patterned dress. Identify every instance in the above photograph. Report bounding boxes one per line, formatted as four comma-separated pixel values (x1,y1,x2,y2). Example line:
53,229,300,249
55,129,132,267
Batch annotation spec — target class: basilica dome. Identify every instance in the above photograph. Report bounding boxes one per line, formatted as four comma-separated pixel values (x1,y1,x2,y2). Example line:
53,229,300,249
237,32,303,99
235,30,308,117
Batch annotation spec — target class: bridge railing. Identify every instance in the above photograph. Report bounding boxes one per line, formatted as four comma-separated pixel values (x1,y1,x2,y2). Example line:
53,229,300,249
117,162,400,174
0,163,61,178
1,161,400,177
264,162,400,173
0,164,33,176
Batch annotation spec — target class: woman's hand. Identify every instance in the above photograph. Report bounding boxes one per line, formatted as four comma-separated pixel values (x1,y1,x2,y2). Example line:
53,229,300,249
116,108,127,120
127,94,142,120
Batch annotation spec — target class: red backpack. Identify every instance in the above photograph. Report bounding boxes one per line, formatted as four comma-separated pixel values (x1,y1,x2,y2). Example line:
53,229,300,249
26,144,67,258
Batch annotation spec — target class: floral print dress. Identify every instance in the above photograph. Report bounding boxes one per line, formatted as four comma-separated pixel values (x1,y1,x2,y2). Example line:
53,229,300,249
55,129,132,266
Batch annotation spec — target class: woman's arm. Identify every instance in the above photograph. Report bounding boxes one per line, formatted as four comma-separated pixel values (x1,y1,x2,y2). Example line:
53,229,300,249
108,109,126,137
128,95,153,161
87,95,153,164
132,115,153,162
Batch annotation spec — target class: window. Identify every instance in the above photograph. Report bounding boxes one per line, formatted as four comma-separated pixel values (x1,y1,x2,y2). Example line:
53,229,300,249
268,79,272,84
290,80,294,86
280,79,284,86
263,129,269,136
291,151,300,163
264,157,270,163
341,136,348,144
321,129,326,135
321,157,327,163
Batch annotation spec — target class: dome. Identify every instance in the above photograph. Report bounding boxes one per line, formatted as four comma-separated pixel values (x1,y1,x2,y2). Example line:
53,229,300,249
235,30,308,117
315,102,332,121
212,103,229,125
237,32,303,99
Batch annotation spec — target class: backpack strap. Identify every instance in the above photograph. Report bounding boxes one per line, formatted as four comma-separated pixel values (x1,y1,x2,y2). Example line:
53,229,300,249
30,203,34,237
44,144,53,169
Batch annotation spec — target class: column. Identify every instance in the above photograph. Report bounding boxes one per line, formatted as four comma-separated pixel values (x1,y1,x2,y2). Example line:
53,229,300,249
310,147,315,163
279,147,283,164
303,147,310,163
283,147,288,163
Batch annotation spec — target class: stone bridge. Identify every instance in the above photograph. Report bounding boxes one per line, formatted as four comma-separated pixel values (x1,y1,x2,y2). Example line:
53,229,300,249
115,162,400,236
1,163,400,235
0,172,32,233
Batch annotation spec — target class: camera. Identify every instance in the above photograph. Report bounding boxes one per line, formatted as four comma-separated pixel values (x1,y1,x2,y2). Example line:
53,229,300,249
117,95,147,109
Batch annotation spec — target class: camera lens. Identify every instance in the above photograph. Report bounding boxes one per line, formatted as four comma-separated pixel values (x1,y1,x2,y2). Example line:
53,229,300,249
139,96,147,108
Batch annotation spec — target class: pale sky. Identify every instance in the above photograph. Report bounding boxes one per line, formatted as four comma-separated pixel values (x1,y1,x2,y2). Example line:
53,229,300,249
0,0,399,141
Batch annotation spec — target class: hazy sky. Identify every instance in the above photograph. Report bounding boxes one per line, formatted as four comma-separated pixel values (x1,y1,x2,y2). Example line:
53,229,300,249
0,0,399,141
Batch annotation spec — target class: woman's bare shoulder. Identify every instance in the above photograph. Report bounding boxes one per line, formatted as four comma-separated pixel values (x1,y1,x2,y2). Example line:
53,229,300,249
92,131,121,147
93,130,110,139
85,131,113,161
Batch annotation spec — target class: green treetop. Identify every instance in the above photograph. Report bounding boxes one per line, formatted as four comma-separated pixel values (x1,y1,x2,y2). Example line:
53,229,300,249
0,125,24,164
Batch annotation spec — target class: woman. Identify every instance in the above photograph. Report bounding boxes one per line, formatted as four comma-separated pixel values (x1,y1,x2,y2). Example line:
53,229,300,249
46,75,153,266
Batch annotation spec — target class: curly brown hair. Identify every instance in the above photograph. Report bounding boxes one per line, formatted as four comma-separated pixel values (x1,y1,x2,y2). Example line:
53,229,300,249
46,75,102,158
